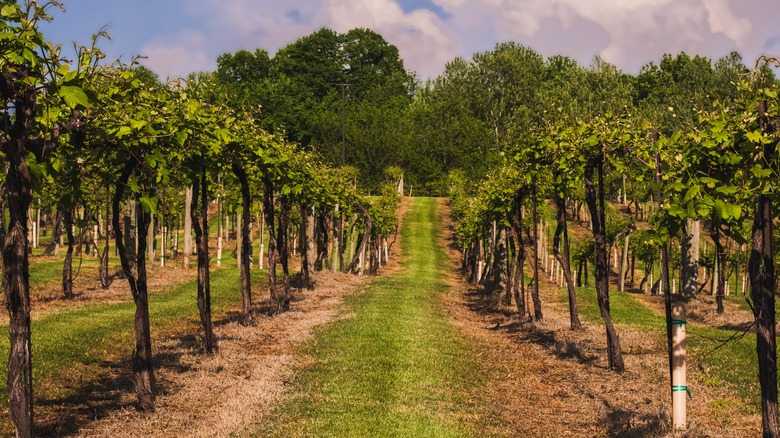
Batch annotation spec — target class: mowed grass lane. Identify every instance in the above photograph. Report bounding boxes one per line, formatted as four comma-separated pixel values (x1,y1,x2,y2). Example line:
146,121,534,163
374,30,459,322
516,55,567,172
258,197,481,437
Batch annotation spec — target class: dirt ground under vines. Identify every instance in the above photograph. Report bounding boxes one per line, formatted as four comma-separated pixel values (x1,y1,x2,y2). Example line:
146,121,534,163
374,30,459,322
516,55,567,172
438,199,762,437
18,197,765,436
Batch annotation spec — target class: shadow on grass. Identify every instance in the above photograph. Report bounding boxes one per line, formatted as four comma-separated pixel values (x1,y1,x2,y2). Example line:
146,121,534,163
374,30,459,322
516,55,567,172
36,362,131,436
463,284,600,366
600,401,669,438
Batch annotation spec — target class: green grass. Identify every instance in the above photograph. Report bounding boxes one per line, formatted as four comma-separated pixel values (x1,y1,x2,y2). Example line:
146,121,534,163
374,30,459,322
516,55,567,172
572,286,665,329
567,284,762,413
0,267,248,435
256,198,482,437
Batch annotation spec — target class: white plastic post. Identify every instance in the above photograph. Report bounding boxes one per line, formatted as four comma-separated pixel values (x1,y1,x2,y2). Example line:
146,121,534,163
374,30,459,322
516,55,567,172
160,226,166,267
477,261,484,282
725,280,729,296
672,303,688,432
613,247,618,269
742,274,747,295
93,225,99,257
217,236,223,268
559,265,564,287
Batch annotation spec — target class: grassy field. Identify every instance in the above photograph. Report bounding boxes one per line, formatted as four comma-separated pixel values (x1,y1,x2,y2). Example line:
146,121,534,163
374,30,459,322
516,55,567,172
572,285,761,413
256,197,483,437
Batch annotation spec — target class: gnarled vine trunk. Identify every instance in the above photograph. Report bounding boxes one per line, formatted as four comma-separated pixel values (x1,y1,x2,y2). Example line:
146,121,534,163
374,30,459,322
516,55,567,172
751,100,779,438
264,178,289,312
62,206,75,299
112,159,155,411
510,190,528,320
191,170,215,352
531,187,542,321
344,204,372,274
232,163,253,323
584,153,624,373
553,194,581,330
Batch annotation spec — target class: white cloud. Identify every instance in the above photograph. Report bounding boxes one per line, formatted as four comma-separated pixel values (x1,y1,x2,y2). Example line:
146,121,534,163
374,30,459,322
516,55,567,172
324,0,459,77
432,0,776,72
136,0,780,79
140,30,212,79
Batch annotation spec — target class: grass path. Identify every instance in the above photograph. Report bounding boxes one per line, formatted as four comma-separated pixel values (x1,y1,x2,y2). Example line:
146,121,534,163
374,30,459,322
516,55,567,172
258,197,482,437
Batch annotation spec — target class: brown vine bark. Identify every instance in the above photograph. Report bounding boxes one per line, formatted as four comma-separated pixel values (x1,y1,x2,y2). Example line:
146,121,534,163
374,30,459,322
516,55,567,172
191,170,215,352
112,158,155,411
100,185,110,289
751,100,779,438
531,187,542,321
344,204,372,273
553,193,581,330
61,206,75,299
584,153,624,373
3,90,37,437
510,190,528,321
42,210,62,256
263,178,288,312
232,163,253,323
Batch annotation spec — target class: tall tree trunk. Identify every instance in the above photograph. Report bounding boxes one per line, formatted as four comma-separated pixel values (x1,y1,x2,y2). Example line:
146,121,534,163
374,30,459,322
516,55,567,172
305,206,317,279
553,193,581,329
232,163,253,323
112,159,155,411
751,100,779,437
503,235,514,306
531,188,542,321
584,153,624,373
191,171,215,352
62,206,75,299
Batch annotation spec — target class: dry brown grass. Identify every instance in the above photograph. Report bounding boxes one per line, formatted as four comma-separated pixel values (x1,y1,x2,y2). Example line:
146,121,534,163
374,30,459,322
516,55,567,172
69,197,411,437
74,270,365,438
437,198,760,438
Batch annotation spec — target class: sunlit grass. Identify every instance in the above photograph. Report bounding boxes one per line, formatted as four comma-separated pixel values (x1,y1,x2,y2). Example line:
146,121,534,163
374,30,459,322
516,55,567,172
256,198,482,437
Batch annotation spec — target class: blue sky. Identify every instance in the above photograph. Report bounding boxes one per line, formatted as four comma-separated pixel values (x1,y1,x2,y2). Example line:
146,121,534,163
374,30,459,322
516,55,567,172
39,0,780,80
